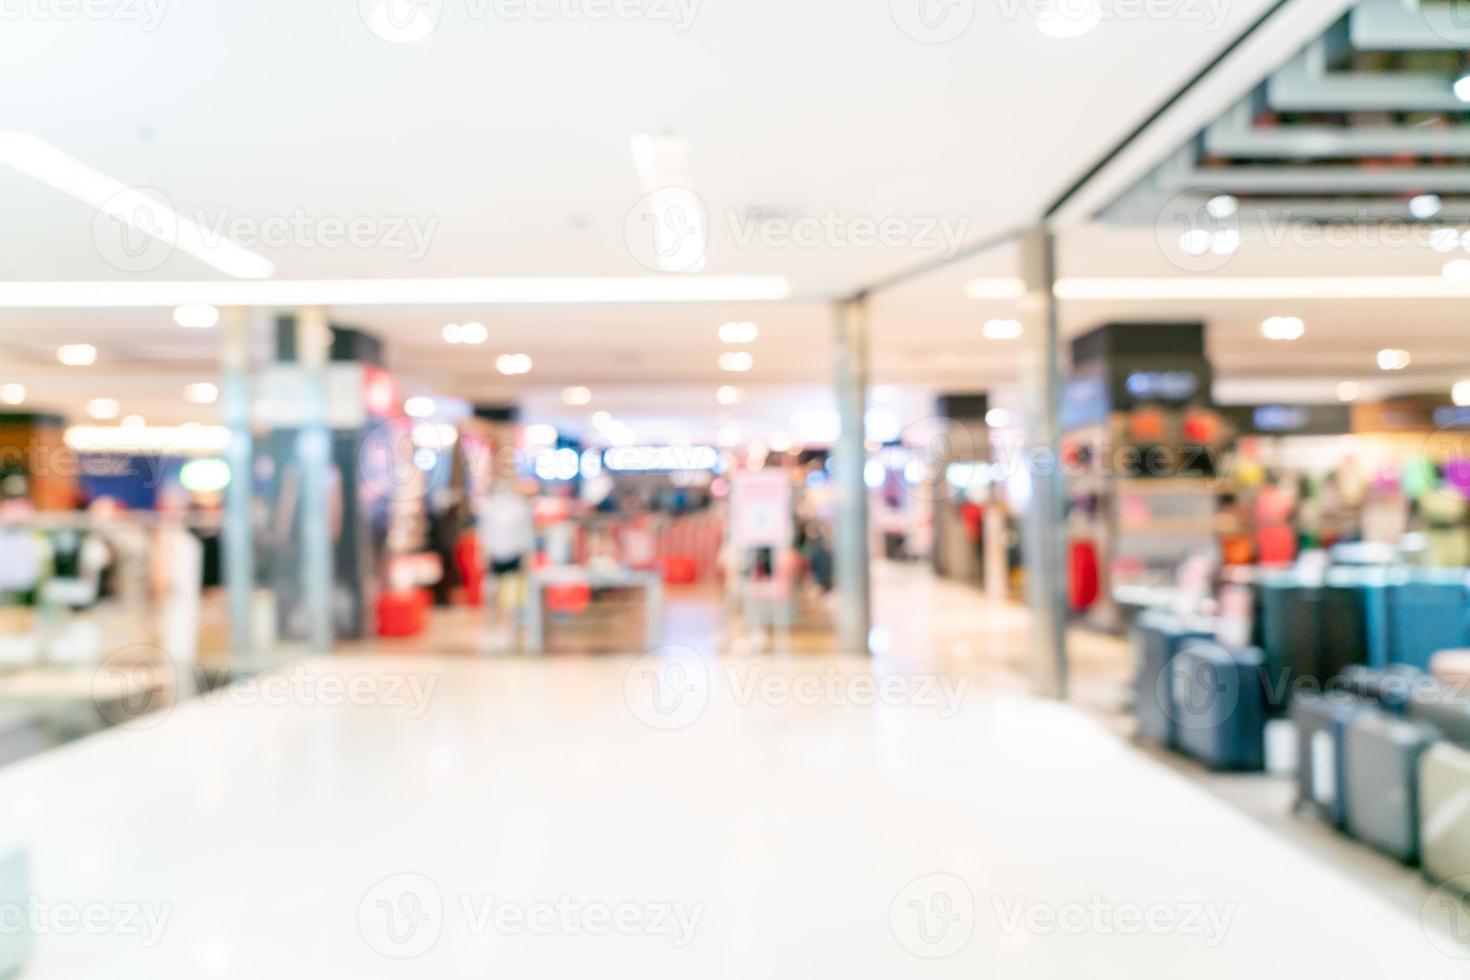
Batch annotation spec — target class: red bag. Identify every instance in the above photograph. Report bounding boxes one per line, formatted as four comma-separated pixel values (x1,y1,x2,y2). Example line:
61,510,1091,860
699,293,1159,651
377,589,431,637
662,555,698,585
1069,540,1100,612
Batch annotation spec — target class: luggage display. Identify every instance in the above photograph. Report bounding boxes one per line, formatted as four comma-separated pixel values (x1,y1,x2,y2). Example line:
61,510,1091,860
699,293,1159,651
1170,642,1267,771
1258,576,1326,712
1407,684,1470,745
1324,567,1384,674
1338,664,1425,715
1386,572,1470,671
1343,711,1441,863
1131,612,1212,748
1420,741,1470,888
1291,692,1375,826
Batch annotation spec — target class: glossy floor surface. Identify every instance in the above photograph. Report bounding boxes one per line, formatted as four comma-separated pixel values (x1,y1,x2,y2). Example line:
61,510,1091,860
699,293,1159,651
1,565,1467,976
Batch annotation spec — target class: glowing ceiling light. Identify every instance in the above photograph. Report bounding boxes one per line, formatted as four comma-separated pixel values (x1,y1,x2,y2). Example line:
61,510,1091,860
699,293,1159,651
0,132,275,279
982,319,1022,340
719,351,754,373
57,344,97,366
173,304,219,329
1261,316,1305,341
718,321,759,344
1377,348,1411,371
86,397,120,420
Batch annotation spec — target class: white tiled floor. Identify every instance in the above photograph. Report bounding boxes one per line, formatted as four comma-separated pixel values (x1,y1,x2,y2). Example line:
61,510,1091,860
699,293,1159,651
2,637,1468,977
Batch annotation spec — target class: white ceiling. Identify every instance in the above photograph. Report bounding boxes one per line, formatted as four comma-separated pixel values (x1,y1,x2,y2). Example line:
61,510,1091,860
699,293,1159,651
3,0,1466,431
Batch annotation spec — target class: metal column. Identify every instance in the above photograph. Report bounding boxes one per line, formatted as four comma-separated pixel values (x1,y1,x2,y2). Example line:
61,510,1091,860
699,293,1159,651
1019,227,1068,698
220,308,256,662
296,307,335,653
833,295,872,656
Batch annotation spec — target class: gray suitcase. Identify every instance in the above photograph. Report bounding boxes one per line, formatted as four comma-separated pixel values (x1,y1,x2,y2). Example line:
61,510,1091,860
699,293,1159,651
1131,612,1212,747
1421,742,1470,889
1291,692,1375,826
1343,711,1441,863
1407,684,1470,745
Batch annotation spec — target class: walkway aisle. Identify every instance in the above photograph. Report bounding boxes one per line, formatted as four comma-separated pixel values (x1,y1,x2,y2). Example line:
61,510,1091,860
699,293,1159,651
0,651,1461,978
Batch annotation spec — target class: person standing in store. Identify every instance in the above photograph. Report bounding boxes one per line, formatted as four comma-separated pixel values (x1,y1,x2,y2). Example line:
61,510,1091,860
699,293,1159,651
476,480,535,646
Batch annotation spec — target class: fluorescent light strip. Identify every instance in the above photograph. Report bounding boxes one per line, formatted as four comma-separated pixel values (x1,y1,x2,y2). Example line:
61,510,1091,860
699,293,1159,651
963,276,1470,302
1055,276,1470,301
64,424,231,454
0,133,275,280
0,276,792,309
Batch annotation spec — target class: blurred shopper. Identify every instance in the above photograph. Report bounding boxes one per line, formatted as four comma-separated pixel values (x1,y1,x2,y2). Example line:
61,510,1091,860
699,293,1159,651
477,481,534,644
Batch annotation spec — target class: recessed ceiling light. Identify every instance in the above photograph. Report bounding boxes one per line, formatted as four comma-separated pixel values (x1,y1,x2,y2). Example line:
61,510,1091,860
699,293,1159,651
1206,195,1238,220
1336,382,1360,403
1409,194,1443,220
1261,316,1305,341
121,414,146,428
404,396,436,418
717,385,741,406
496,353,532,376
982,319,1022,340
459,322,487,345
719,351,754,373
184,382,219,405
0,383,24,405
57,344,96,366
718,321,759,344
1454,381,1470,408
1444,259,1470,282
86,397,120,420
1455,74,1470,103
562,386,593,407
985,408,1011,428
1377,348,1411,371
173,304,219,329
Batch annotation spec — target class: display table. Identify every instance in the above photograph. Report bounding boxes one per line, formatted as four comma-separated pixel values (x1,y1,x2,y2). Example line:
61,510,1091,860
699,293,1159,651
523,566,662,655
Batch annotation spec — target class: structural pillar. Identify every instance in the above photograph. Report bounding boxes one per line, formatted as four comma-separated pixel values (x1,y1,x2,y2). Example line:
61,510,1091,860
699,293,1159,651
833,295,872,655
1019,227,1068,698
220,308,256,662
296,307,335,653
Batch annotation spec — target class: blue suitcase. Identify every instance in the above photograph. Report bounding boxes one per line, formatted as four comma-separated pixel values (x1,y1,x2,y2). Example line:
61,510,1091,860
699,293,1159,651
1387,572,1470,671
1291,691,1375,826
1170,641,1267,771
1132,612,1212,748
1343,711,1441,863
